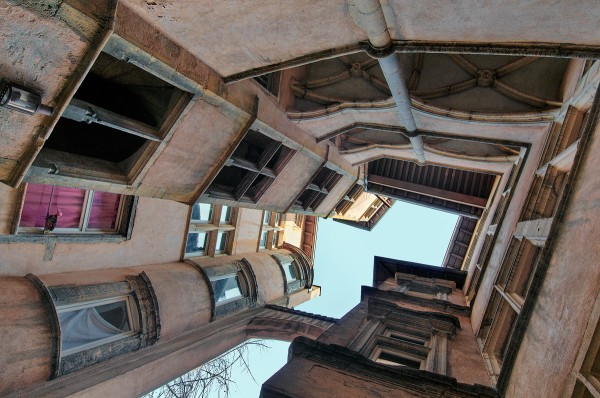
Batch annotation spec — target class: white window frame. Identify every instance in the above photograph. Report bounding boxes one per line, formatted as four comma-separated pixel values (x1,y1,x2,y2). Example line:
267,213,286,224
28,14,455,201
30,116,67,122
19,189,124,234
56,295,139,357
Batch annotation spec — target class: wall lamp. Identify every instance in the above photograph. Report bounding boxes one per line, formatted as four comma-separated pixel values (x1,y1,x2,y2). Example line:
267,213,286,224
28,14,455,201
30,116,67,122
0,80,54,116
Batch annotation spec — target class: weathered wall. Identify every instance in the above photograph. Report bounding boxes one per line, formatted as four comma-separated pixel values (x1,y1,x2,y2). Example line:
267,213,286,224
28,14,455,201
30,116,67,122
0,276,53,396
0,192,188,276
231,208,263,254
504,102,600,396
263,356,422,398
38,262,212,340
0,1,108,185
191,250,287,305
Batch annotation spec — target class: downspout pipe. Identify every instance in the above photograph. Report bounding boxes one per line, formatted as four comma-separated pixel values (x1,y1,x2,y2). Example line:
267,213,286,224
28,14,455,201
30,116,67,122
347,0,426,163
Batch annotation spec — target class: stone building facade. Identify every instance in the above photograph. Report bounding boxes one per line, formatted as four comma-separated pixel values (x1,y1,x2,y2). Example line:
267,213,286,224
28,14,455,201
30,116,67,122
1,1,600,397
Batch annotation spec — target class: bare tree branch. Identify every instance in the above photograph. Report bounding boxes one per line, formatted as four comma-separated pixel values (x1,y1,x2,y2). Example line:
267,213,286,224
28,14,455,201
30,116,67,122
142,340,269,398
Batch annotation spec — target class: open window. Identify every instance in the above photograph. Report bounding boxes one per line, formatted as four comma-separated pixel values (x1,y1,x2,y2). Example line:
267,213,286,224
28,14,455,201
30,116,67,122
206,130,295,203
35,51,191,184
294,166,343,212
16,183,135,237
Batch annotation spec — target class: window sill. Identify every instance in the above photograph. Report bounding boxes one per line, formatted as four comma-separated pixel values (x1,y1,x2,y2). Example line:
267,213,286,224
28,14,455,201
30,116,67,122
0,234,127,244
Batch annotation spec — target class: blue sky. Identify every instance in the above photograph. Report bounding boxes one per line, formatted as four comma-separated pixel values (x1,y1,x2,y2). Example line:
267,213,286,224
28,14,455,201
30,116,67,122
220,200,459,397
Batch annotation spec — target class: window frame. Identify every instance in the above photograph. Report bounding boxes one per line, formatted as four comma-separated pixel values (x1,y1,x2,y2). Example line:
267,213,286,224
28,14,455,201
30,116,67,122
35,49,193,185
271,252,305,294
209,272,248,306
191,259,258,321
205,129,296,204
18,187,125,235
184,204,237,258
258,211,285,251
11,183,137,241
56,295,139,357
44,273,160,377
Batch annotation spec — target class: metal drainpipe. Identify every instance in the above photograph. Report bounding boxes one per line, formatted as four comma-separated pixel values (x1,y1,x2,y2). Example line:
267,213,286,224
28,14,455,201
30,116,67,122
347,0,426,164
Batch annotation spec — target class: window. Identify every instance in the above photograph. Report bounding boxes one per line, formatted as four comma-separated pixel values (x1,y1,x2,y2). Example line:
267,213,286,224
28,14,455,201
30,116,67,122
37,51,191,184
215,232,229,253
478,291,518,383
254,71,281,96
185,232,208,256
57,296,138,357
210,274,244,304
193,259,258,320
294,166,343,212
259,211,285,251
18,183,128,235
271,253,305,294
46,273,160,376
570,309,600,398
191,203,212,222
220,206,232,223
335,183,364,216
283,262,298,282
259,230,268,250
184,204,236,258
348,304,456,376
374,349,422,369
206,130,295,203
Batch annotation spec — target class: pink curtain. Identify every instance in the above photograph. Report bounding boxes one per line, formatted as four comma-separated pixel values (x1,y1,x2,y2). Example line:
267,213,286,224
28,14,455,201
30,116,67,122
20,184,85,229
88,192,121,229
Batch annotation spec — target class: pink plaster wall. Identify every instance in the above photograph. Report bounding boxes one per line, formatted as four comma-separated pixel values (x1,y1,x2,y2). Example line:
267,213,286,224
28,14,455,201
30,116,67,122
0,194,188,276
39,262,213,340
231,208,262,255
0,277,53,396
0,3,92,166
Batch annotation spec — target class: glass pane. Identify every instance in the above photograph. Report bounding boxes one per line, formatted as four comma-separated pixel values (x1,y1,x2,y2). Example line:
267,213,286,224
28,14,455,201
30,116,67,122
211,275,242,303
186,232,208,255
220,206,232,223
20,183,54,227
275,213,281,225
263,211,271,225
272,231,279,248
284,262,297,281
259,231,268,248
59,300,130,351
216,232,228,252
376,352,421,369
191,203,212,222
87,191,121,229
20,183,85,229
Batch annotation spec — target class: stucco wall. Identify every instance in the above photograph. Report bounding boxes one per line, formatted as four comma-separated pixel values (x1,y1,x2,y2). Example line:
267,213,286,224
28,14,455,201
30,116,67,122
504,104,600,396
0,276,53,396
0,191,188,276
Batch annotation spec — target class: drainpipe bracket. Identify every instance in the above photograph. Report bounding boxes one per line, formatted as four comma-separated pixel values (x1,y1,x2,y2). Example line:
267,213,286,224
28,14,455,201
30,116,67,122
362,41,395,59
403,129,421,138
